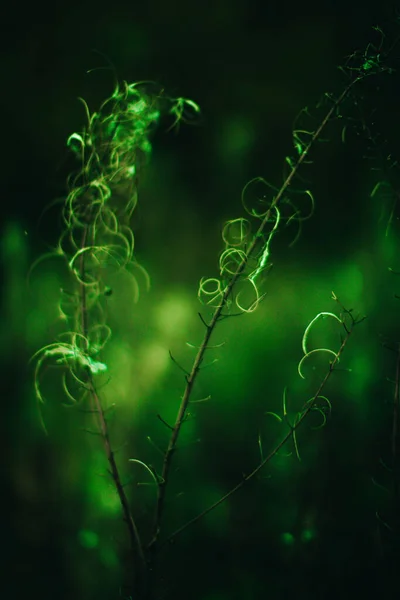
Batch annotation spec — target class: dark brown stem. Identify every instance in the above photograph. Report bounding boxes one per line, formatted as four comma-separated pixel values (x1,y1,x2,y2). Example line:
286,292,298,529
78,223,147,598
88,377,148,596
148,76,365,552
159,308,361,546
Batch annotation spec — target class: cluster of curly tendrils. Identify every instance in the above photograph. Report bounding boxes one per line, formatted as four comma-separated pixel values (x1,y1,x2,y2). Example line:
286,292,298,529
198,28,395,318
198,176,315,314
30,81,201,425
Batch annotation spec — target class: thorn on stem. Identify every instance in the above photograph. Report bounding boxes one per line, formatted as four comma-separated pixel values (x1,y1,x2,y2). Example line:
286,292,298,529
198,312,209,328
157,414,174,431
168,350,190,376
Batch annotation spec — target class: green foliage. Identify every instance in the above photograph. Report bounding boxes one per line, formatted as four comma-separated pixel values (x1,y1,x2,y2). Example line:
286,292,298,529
22,22,400,600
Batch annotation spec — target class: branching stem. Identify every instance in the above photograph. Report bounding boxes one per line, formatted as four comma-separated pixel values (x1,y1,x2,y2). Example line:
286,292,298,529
160,307,362,546
148,75,365,552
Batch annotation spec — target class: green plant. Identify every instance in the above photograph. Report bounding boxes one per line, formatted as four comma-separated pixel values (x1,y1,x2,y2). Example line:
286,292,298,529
29,26,397,600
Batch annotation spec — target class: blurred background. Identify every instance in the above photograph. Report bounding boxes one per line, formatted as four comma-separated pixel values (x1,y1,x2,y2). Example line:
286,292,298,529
3,0,400,598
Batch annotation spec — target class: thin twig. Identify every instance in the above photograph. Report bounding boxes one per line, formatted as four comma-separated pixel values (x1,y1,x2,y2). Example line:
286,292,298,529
159,307,364,546
147,75,367,552
79,224,147,597
157,414,174,431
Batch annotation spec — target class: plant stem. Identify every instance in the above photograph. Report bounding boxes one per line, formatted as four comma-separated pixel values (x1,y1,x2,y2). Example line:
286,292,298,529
79,224,147,598
159,307,361,546
89,377,148,596
148,75,364,552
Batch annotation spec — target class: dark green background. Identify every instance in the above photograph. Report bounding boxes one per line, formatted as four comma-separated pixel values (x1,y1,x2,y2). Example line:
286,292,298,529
3,1,400,599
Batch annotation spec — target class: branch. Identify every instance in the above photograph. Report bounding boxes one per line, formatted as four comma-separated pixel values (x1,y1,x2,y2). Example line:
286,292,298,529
147,73,370,551
88,375,148,593
78,225,147,598
159,302,364,546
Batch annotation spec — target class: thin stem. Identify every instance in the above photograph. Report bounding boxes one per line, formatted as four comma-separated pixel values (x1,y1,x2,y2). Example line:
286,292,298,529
160,309,361,546
88,377,148,596
148,75,364,551
79,223,147,598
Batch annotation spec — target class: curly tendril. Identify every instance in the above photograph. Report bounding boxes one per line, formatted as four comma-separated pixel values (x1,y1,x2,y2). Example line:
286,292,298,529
298,311,343,379
31,80,201,430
